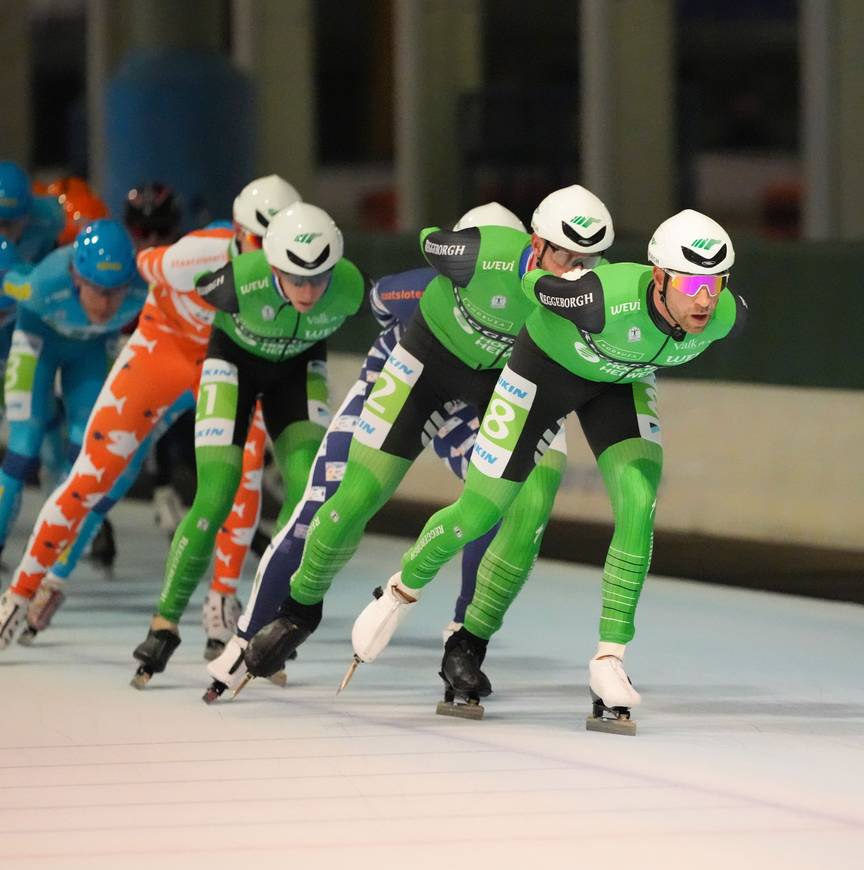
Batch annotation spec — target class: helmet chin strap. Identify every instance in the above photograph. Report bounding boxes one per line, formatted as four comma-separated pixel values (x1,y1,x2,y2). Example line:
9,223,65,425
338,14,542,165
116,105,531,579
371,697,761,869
658,273,686,342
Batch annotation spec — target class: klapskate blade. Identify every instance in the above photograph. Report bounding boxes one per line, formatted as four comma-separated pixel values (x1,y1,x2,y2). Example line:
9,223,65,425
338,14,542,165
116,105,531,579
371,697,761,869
337,656,361,693
231,673,254,698
586,715,636,736
436,700,484,720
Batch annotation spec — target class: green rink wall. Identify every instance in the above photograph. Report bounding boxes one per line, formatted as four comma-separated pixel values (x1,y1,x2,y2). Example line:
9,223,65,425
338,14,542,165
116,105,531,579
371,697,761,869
336,231,864,391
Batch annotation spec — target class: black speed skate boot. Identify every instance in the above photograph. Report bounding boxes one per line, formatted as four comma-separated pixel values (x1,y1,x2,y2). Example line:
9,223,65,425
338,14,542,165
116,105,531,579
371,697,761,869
436,628,492,720
131,627,181,689
240,599,321,691
88,519,116,575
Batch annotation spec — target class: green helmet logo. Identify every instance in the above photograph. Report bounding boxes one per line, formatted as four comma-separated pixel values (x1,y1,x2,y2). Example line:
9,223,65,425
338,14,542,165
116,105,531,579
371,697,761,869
690,238,721,250
570,215,600,228
294,232,322,244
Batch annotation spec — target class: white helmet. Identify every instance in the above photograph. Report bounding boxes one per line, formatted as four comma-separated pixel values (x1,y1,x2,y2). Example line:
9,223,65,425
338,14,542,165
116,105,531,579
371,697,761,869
262,203,343,276
233,175,302,237
648,209,735,274
453,202,526,232
531,184,613,254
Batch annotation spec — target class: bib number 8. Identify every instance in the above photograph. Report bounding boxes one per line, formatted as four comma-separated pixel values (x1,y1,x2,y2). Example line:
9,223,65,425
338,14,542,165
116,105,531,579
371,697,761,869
481,397,516,441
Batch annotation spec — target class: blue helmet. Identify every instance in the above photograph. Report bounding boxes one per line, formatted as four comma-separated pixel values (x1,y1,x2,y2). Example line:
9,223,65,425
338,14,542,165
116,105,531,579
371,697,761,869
0,236,20,276
72,219,137,289
0,161,33,221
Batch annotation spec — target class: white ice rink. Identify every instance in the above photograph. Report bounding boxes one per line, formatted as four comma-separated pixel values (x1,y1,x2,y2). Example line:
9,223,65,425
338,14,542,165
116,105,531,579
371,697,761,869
1,495,863,869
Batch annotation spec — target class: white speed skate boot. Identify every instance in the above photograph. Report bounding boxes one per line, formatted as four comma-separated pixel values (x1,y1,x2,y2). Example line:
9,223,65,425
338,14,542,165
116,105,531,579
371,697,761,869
201,590,243,661
0,590,30,650
19,576,67,646
339,573,422,690
586,643,641,736
202,634,288,705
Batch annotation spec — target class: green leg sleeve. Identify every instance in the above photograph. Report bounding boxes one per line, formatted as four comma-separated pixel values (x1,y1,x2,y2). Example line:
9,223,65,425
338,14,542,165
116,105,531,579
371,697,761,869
464,447,566,640
157,445,242,622
400,463,523,592
596,437,663,645
272,420,325,530
289,440,411,605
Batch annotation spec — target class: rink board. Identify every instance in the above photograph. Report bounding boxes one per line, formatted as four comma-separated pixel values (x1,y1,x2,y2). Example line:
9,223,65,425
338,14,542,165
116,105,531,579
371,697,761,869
0,496,862,869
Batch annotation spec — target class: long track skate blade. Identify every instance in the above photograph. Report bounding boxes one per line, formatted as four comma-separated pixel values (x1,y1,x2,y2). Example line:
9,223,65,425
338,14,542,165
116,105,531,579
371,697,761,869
586,715,636,736
268,670,288,688
231,673,254,698
337,655,361,694
130,669,152,690
436,700,485,720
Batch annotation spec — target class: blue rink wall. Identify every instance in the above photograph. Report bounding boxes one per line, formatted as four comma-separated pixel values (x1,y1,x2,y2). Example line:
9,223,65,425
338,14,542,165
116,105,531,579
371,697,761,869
104,48,255,229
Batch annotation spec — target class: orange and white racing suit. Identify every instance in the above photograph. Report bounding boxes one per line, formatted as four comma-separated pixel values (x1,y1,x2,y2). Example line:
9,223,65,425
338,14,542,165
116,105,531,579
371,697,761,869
10,228,266,601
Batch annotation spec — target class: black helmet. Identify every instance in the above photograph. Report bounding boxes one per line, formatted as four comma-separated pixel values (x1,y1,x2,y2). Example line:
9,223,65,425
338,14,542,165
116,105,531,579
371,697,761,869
124,182,182,240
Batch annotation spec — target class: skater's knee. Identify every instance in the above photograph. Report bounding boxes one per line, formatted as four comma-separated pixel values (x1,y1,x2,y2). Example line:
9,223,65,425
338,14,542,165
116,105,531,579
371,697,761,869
609,465,658,523
453,490,503,541
324,475,380,526
0,450,39,483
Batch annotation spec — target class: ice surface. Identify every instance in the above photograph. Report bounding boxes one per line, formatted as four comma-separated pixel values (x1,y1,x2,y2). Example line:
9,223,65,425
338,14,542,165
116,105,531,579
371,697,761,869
1,495,862,869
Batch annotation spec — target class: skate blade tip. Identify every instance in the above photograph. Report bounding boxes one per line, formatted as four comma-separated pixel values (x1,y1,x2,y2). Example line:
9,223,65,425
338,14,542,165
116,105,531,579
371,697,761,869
337,656,361,694
585,716,637,736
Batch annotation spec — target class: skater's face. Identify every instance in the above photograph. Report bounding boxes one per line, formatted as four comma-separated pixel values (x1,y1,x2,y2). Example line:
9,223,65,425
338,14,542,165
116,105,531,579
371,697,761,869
74,272,128,324
273,268,331,312
531,234,600,277
652,266,724,334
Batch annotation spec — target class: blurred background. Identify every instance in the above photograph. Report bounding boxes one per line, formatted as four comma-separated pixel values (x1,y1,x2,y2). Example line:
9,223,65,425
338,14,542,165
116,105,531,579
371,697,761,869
2,0,862,597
